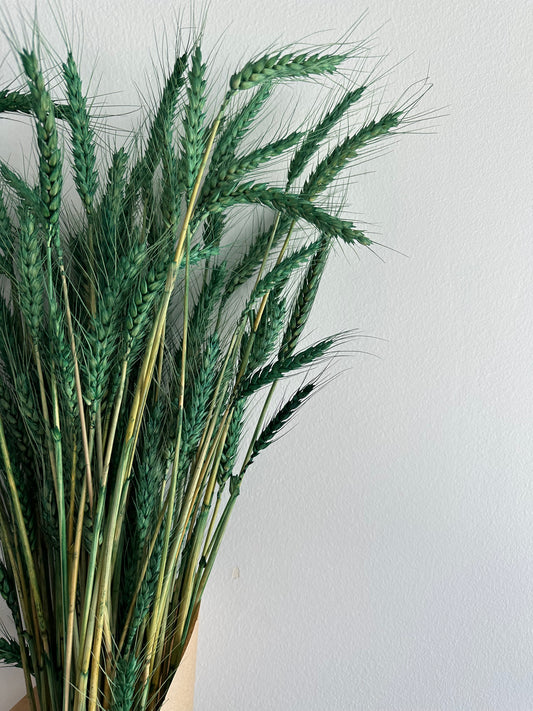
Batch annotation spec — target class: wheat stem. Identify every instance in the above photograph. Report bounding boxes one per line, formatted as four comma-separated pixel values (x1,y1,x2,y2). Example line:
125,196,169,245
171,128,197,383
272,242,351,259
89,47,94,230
0,512,38,711
142,225,193,711
63,478,87,711
0,411,56,700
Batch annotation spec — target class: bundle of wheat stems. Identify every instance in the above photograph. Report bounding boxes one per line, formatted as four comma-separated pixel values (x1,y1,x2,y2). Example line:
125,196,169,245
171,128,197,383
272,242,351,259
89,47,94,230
0,15,424,711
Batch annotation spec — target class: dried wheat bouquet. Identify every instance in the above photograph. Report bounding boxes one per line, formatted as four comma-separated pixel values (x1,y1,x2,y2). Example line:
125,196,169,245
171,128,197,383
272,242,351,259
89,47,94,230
0,14,427,711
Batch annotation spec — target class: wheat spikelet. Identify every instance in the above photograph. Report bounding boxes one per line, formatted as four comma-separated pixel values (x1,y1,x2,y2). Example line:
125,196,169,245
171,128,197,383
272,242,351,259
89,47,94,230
209,182,370,245
279,237,330,359
240,336,337,397
0,637,24,667
245,382,315,469
20,50,63,241
252,239,322,300
302,111,402,198
247,295,286,372
63,53,99,212
230,50,347,90
179,45,207,193
287,85,366,186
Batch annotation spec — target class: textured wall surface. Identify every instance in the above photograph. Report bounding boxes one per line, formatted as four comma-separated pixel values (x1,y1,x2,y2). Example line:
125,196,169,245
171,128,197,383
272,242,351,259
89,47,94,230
0,0,532,709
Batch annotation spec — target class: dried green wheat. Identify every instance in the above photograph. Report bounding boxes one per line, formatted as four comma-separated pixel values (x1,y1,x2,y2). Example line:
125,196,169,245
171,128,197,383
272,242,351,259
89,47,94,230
302,111,402,198
244,381,315,470
20,50,63,241
279,237,330,359
287,85,366,186
229,50,348,91
0,18,426,711
240,336,337,397
0,637,24,668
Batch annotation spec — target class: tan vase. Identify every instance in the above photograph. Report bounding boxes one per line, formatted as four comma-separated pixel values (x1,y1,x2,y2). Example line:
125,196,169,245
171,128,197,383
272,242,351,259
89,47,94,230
10,619,199,711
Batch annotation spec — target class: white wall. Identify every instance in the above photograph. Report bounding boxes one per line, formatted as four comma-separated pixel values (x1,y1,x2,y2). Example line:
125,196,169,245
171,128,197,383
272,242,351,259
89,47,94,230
1,0,532,709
